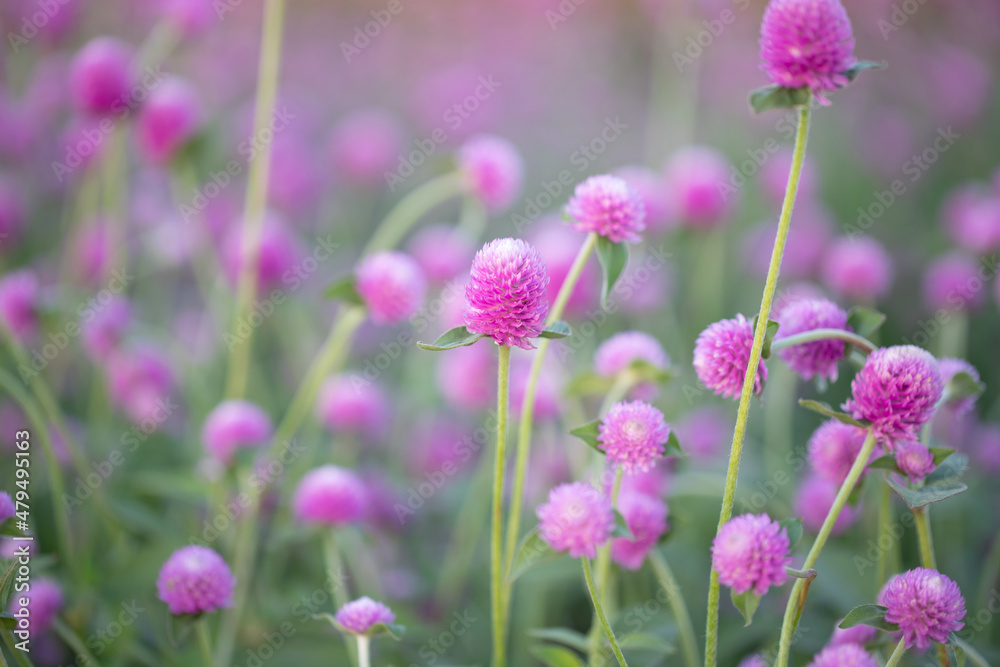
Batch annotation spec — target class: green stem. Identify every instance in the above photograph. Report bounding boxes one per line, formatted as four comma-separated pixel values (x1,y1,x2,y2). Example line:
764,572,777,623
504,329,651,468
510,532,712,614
769,329,877,355
914,507,950,667
196,619,214,667
52,618,100,667
357,636,371,667
324,530,357,667
492,344,512,667
774,428,876,667
649,550,700,667
582,558,627,667
224,0,287,400
885,638,906,667
705,104,812,667
361,172,465,256
588,469,623,666
456,195,487,240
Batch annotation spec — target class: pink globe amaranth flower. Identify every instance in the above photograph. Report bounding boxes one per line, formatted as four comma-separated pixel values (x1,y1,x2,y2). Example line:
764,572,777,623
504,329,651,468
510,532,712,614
808,421,871,486
923,253,986,313
436,343,495,411
711,514,792,596
795,475,857,536
611,492,668,571
937,358,980,416
0,491,14,523
746,203,833,280
158,0,216,36
464,238,549,350
222,214,304,292
972,424,1000,475
316,376,390,440
615,166,674,234
829,623,878,647
820,237,893,302
156,546,235,616
329,109,404,187
0,175,25,246
69,37,135,117
457,135,524,213
675,405,732,462
0,269,39,342
81,296,131,362
356,251,427,325
844,346,943,448
759,0,856,99
879,568,966,650
8,578,62,634
106,344,176,426
201,400,272,464
806,644,878,667
407,225,474,284
136,78,202,165
334,597,395,636
942,186,1000,255
598,401,671,474
293,465,367,526
595,331,669,401
664,146,735,230
529,220,599,319
895,441,936,484
774,297,849,382
536,482,614,560
565,174,646,244
693,314,768,400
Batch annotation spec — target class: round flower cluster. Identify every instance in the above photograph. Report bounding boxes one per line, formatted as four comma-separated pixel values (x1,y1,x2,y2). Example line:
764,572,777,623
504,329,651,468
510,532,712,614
807,420,871,486
356,251,427,325
292,466,367,526
694,314,767,400
156,545,235,615
711,514,792,596
536,482,614,560
774,298,849,382
895,441,936,483
597,400,671,473
595,330,669,400
201,400,272,464
611,492,668,570
806,644,877,667
457,135,524,212
879,568,966,650
334,597,396,636
565,174,646,243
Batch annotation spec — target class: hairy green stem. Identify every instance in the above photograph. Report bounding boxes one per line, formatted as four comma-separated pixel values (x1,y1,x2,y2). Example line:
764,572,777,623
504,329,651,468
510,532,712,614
582,558,627,667
769,328,877,355
492,345,512,667
705,104,812,667
196,620,213,667
325,531,357,667
914,507,950,667
885,638,906,667
361,172,465,256
650,550,700,667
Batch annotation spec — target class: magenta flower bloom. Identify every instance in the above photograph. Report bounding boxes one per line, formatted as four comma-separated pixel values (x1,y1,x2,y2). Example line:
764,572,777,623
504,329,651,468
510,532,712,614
693,314,768,400
334,597,395,636
774,297,849,382
157,546,235,616
316,376,390,440
464,238,549,350
738,656,768,667
158,0,216,36
674,405,732,462
759,0,856,98
329,109,404,187
407,225,473,285
106,344,176,426
615,165,674,234
136,78,202,165
81,297,131,362
844,346,943,447
595,331,669,401
536,482,614,560
611,492,669,570
457,135,523,212
0,491,14,523
820,237,893,302
923,253,986,312
201,400,273,464
598,401,671,474
9,578,62,634
942,185,1000,255
292,466,367,526
69,37,134,116
808,420,871,486
664,146,735,230
795,475,857,536
222,214,304,292
895,441,936,483
356,251,427,325
0,269,39,341
829,623,878,647
879,568,966,650
806,644,877,667
565,174,646,244
937,358,980,416
712,514,792,596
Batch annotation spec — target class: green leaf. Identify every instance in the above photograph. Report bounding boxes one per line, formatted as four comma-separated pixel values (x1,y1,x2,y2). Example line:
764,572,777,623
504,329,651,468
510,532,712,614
596,237,628,309
323,276,364,305
846,306,886,340
844,61,886,82
612,510,635,540
0,518,24,537
629,359,672,385
0,559,18,610
925,452,967,484
509,528,561,582
785,566,816,580
538,321,572,339
944,371,985,405
416,326,488,351
929,447,956,466
797,400,870,427
749,84,811,113
779,518,803,550
530,644,585,667
868,455,902,474
564,372,615,398
751,316,780,360
730,589,761,626
527,628,590,652
368,622,406,640
0,611,15,630
884,468,968,510
619,632,674,653
664,430,682,457
569,419,602,453
838,604,899,632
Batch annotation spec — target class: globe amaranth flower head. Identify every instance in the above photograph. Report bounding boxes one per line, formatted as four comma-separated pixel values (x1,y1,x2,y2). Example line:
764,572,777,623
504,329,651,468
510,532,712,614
595,330,669,401
808,420,872,486
879,568,965,650
293,466,367,526
69,37,134,116
9,578,63,634
693,314,767,400
820,237,893,302
759,0,856,99
315,375,389,440
565,174,646,243
774,298,849,382
201,400,272,464
356,251,427,325
895,441,936,483
334,597,395,636
795,474,857,536
464,238,549,350
536,482,614,560
611,492,668,571
0,491,14,523
156,545,235,615
937,357,981,416
598,401,671,474
0,269,40,342
712,513,792,596
457,135,524,213
806,644,878,667
844,345,944,447
136,77,203,165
